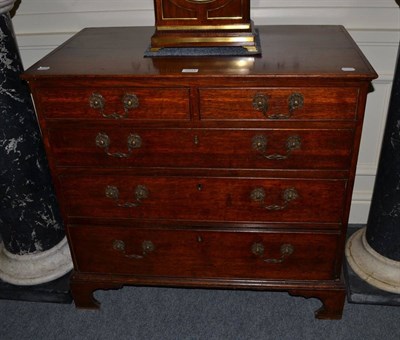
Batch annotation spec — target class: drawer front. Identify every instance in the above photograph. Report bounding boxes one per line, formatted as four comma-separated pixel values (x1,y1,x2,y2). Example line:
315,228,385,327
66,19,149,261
60,175,347,224
48,127,353,170
69,226,339,280
36,87,190,120
199,87,359,121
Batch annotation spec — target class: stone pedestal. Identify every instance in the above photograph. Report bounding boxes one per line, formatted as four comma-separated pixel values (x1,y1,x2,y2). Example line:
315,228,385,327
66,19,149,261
346,43,400,294
0,10,72,285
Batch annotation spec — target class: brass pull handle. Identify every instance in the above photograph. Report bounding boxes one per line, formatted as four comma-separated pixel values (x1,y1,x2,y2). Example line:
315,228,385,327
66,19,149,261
89,92,139,119
95,132,142,158
252,135,301,160
250,187,299,210
113,239,155,259
252,93,304,119
251,243,294,263
252,93,269,116
123,93,139,110
105,184,149,208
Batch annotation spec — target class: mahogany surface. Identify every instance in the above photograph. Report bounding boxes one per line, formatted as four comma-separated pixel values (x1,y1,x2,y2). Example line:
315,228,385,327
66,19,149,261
22,25,377,320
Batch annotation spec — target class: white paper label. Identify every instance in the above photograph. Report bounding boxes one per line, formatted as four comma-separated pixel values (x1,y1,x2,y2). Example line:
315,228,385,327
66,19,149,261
181,68,199,73
341,67,356,72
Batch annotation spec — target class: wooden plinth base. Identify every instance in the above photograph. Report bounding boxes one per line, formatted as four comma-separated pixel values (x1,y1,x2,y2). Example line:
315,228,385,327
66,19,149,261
150,22,259,53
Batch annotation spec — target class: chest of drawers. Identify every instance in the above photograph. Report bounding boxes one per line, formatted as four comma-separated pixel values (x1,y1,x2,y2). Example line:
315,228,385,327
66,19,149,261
22,25,377,319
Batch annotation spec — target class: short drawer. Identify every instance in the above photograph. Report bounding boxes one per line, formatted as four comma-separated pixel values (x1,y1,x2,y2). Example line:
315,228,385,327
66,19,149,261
69,226,339,280
48,127,353,170
35,87,190,120
60,175,347,224
199,87,359,121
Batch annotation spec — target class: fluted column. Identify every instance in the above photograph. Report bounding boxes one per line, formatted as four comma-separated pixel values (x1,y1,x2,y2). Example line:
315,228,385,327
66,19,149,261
0,2,72,285
346,43,400,294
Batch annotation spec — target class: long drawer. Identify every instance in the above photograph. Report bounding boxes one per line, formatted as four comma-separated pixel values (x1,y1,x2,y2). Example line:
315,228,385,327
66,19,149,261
69,226,339,280
48,127,353,170
60,175,347,224
34,87,190,120
199,87,359,121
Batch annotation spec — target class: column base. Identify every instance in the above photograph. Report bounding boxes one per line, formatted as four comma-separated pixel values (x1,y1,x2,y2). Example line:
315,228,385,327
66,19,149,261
0,237,73,285
346,227,400,294
0,272,72,304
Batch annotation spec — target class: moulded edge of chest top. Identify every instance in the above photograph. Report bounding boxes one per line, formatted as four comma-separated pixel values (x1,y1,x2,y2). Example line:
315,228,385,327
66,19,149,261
21,74,376,89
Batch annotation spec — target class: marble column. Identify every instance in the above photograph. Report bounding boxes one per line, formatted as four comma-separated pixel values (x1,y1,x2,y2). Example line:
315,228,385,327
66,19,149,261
0,4,72,285
346,44,400,294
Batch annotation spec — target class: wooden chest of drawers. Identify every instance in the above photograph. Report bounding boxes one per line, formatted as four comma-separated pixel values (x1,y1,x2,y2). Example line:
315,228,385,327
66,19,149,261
22,25,377,319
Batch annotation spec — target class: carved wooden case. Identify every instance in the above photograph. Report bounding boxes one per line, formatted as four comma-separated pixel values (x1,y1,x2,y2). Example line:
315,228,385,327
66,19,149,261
151,0,258,51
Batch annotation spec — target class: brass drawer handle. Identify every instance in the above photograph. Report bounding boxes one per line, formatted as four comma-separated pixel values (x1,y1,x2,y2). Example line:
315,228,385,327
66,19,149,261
89,92,139,119
95,132,142,158
113,239,155,259
250,187,299,210
252,135,301,160
252,93,304,119
105,184,149,208
252,93,269,116
251,243,294,263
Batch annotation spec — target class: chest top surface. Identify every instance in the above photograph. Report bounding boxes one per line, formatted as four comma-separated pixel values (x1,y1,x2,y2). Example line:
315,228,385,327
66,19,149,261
22,25,376,81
